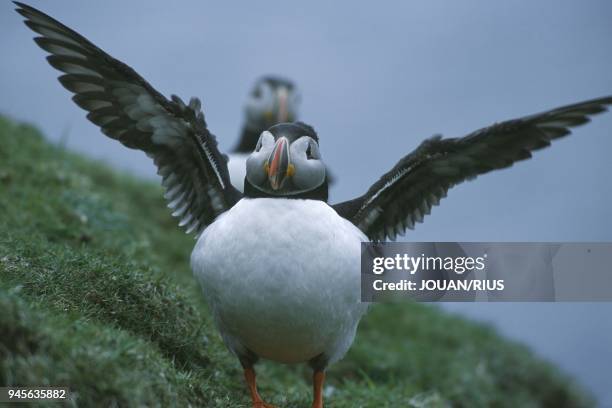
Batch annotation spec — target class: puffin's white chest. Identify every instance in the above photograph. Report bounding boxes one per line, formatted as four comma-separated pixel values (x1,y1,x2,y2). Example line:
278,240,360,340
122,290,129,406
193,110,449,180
191,198,367,364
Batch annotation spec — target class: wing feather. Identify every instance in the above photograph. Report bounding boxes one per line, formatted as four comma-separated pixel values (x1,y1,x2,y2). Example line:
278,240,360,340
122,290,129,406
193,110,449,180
334,96,612,241
16,2,241,236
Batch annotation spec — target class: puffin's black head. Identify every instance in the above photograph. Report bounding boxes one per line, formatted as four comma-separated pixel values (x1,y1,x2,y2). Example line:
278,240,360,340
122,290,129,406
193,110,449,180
244,122,327,200
245,76,300,130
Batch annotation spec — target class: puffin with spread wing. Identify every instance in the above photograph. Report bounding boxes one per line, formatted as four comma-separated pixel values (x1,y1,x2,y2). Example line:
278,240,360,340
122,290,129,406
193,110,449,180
15,3,612,407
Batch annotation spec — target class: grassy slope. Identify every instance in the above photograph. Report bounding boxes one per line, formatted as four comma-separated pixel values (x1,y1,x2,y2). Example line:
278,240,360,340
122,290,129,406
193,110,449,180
0,116,592,407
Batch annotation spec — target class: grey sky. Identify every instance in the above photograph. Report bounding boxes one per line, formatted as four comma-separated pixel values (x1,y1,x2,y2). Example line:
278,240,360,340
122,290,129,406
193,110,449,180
2,0,611,404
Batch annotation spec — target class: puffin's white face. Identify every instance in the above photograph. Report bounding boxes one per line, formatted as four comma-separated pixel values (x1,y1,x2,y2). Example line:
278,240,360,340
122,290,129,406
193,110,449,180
246,131,326,195
245,80,300,127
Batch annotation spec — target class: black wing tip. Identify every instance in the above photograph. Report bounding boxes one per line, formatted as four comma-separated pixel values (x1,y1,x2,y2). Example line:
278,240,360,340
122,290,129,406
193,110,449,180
560,95,612,115
591,95,612,105
578,96,612,114
14,2,40,17
14,6,30,19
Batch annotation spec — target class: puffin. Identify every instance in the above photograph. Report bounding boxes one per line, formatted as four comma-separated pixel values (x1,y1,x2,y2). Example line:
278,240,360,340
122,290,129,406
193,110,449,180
15,3,612,407
228,76,300,192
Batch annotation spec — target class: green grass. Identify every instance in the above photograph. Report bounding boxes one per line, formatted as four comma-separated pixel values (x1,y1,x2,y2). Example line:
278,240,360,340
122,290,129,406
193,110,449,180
0,116,593,407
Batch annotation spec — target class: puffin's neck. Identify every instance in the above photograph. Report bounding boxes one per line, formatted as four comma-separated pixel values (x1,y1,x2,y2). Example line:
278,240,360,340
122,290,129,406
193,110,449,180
243,179,329,202
233,125,262,153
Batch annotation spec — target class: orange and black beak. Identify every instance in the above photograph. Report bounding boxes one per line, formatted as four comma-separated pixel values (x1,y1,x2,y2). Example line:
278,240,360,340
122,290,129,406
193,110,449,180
276,87,289,122
264,87,291,124
264,137,295,190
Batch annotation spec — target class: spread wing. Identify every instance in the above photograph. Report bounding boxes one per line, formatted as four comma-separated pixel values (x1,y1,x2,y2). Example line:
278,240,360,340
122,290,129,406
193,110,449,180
334,96,612,241
15,2,242,236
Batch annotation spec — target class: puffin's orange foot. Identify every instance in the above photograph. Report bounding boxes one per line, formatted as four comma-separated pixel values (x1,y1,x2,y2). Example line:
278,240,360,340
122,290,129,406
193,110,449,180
244,367,276,408
253,402,276,408
311,370,326,408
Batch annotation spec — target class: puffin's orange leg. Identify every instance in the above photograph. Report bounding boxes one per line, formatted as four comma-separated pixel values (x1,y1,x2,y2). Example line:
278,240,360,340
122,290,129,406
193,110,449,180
311,370,326,408
244,367,276,408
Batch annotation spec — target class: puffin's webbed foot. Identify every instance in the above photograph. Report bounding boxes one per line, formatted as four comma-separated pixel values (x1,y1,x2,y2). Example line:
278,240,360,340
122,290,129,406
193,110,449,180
253,402,276,408
244,367,277,408
311,370,326,408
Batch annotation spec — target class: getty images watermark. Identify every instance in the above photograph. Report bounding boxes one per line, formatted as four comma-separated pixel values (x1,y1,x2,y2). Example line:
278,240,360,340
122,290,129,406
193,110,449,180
361,243,612,302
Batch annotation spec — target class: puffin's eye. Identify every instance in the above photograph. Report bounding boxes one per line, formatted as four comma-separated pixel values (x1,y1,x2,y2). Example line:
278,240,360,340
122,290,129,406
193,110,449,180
252,87,262,98
305,140,320,160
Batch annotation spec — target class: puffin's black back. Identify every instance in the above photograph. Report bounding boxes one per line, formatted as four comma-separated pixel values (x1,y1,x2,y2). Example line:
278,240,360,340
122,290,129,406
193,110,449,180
233,127,261,153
